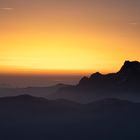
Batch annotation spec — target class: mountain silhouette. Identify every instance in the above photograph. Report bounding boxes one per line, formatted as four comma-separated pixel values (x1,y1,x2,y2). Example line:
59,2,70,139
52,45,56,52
0,95,139,118
0,61,140,103
0,95,140,140
49,61,140,103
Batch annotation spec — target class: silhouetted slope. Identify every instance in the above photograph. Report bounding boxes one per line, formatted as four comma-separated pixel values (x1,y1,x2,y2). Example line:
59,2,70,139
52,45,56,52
0,95,140,140
49,61,140,103
0,94,82,116
0,95,139,119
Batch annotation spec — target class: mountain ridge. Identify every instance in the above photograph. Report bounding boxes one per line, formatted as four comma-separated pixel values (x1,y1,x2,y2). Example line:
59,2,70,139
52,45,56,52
0,94,140,140
49,60,140,103
0,60,140,103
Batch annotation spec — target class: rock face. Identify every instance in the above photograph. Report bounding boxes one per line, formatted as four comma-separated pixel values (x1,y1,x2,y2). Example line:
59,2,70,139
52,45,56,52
49,61,140,103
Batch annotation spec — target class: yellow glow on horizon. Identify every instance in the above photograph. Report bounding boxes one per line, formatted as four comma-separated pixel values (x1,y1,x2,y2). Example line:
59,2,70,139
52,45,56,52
1,28,140,75
0,0,140,75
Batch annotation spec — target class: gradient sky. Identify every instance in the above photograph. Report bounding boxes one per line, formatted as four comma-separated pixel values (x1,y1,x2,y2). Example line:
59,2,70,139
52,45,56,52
0,0,140,75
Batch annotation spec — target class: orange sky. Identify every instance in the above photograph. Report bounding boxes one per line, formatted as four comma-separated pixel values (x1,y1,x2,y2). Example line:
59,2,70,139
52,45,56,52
0,0,140,75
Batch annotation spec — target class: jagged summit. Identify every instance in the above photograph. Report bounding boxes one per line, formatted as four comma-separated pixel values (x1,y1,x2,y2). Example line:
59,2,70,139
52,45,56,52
88,60,140,79
121,60,140,70
78,60,140,87
118,60,140,75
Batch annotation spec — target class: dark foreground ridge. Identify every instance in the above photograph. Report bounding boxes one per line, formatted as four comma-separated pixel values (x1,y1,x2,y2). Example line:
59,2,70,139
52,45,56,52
0,95,140,140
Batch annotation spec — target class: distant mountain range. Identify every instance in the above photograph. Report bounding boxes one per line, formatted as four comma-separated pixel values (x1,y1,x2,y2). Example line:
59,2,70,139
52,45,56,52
0,60,140,103
48,61,140,103
0,83,69,98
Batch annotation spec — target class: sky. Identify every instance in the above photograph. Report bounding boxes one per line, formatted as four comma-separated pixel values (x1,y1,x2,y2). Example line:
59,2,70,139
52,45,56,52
0,0,140,77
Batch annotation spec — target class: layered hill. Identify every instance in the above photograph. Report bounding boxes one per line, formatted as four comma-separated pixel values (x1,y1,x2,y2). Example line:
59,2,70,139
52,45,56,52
0,95,140,140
